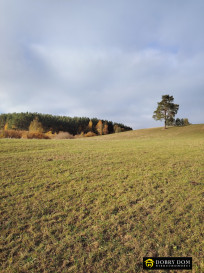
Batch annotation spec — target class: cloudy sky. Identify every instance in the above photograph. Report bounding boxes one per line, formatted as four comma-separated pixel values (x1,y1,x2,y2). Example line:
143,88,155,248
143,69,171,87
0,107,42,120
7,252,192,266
0,0,203,129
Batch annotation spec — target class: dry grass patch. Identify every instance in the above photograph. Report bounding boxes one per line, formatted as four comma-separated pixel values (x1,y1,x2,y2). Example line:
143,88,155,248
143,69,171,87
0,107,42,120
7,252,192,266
53,132,74,139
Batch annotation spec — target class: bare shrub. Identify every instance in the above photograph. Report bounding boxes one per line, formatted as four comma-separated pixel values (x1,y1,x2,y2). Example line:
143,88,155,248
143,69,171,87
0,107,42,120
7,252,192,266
27,132,50,139
84,131,97,137
0,130,50,139
54,131,74,139
44,131,56,139
74,134,83,139
0,130,5,138
21,131,28,139
1,130,22,138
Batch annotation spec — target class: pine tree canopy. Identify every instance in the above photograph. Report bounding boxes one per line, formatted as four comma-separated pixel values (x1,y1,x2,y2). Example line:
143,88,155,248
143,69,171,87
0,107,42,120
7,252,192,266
153,95,179,128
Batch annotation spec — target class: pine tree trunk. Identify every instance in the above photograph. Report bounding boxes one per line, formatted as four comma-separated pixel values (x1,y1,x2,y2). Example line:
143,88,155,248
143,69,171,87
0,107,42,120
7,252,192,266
164,110,167,129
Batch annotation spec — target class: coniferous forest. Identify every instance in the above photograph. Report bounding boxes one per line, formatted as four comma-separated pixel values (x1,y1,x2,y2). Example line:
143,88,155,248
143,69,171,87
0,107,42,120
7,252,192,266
0,112,132,136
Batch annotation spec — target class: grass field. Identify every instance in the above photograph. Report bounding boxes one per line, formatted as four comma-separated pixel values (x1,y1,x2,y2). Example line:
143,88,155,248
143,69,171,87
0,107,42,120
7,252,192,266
0,124,203,272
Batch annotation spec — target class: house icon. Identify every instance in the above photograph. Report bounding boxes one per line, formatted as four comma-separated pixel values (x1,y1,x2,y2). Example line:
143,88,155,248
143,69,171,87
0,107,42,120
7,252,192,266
144,258,155,268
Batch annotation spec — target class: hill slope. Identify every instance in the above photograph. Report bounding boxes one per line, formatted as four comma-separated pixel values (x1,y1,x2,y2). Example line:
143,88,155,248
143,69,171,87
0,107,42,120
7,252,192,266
0,125,203,272
94,124,204,140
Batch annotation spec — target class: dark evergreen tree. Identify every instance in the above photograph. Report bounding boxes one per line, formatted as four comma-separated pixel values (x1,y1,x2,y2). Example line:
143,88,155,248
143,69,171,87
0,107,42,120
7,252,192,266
175,118,181,126
153,95,179,129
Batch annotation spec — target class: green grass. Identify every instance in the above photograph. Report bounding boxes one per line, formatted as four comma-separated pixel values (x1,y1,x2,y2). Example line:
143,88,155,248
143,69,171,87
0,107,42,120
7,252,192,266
0,124,203,272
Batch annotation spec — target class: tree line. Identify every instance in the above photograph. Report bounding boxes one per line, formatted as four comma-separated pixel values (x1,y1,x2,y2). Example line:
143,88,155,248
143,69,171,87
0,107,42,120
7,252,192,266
0,112,132,135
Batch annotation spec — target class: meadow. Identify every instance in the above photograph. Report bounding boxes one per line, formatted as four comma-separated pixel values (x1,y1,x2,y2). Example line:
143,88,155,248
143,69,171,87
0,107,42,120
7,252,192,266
0,124,203,272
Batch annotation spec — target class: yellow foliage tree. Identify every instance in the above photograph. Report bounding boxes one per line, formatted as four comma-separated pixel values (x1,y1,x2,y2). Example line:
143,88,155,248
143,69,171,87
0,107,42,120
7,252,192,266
88,120,93,131
4,123,8,130
29,117,44,133
114,124,121,133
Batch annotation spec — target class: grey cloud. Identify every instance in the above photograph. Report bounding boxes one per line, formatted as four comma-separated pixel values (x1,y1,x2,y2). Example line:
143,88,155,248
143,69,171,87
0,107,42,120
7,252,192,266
0,0,204,129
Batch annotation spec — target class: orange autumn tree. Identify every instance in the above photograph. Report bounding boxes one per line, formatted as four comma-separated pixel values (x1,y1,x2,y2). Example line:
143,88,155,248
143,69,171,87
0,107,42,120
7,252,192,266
96,120,103,135
103,122,109,135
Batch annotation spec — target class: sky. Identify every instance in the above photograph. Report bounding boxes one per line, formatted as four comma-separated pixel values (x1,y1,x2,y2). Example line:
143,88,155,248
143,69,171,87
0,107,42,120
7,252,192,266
0,0,204,129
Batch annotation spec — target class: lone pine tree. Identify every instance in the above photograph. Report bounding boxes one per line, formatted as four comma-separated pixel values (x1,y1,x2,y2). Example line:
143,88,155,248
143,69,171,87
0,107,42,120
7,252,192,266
153,95,179,129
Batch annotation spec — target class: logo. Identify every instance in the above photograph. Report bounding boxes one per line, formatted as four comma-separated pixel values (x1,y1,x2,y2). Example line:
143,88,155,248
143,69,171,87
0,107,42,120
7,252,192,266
144,259,155,268
143,257,192,270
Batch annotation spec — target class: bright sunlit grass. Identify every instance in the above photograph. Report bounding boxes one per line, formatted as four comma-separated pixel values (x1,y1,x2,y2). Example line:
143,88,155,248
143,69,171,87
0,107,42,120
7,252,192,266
0,125,203,272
